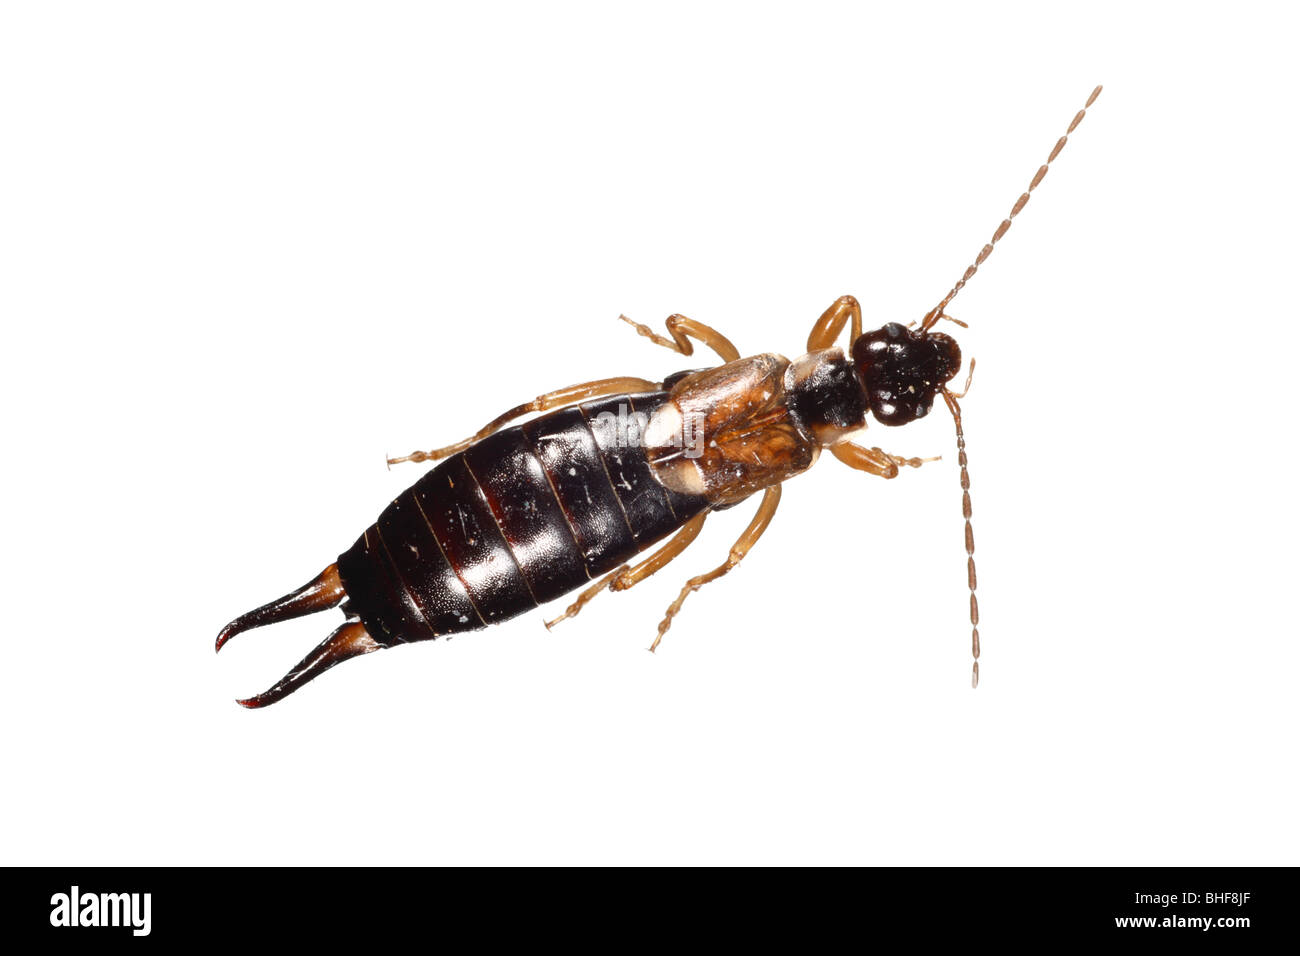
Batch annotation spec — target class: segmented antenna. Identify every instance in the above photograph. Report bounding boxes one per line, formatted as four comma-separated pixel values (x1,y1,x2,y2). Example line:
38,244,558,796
929,85,1103,688
942,388,979,688
921,85,1102,331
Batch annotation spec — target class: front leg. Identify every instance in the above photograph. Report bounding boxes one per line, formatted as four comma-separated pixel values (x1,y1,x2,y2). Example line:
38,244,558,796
831,442,937,479
806,295,862,352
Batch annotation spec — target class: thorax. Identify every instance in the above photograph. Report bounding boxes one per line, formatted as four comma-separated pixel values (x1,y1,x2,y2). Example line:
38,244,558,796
642,350,867,506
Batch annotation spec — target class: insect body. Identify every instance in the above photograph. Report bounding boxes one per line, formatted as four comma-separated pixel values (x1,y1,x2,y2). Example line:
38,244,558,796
217,87,1101,706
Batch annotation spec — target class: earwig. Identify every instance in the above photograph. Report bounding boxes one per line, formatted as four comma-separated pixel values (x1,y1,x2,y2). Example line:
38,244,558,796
217,86,1103,706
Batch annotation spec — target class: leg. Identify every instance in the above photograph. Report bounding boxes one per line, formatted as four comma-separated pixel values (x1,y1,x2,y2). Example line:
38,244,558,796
806,295,862,352
948,358,976,399
831,442,938,479
388,376,660,466
545,514,708,628
618,313,740,363
651,485,781,651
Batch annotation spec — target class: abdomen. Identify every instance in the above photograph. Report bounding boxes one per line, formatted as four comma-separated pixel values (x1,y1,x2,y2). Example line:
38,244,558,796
336,390,711,645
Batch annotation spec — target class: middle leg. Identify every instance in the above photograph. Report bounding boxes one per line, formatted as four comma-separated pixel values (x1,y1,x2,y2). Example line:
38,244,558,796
618,313,740,363
544,513,709,629
831,442,938,479
388,376,660,466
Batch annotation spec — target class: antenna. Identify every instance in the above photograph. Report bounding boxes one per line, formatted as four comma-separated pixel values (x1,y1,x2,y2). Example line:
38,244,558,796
942,384,980,688
921,85,1103,331
932,85,1103,688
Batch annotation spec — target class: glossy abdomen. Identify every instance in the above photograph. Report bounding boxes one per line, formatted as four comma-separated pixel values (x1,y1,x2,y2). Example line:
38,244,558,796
337,391,710,645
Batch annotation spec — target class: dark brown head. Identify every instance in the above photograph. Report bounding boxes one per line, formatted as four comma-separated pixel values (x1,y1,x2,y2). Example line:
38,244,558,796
850,323,962,426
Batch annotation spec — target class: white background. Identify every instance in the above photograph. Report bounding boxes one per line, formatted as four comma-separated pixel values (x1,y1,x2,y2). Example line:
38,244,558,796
2,2,1296,865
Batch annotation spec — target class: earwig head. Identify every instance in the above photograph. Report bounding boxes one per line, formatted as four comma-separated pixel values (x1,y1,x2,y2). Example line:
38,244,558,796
850,323,962,426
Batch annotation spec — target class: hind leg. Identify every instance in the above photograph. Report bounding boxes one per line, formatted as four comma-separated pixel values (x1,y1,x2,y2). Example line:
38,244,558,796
652,485,781,651
545,513,708,629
